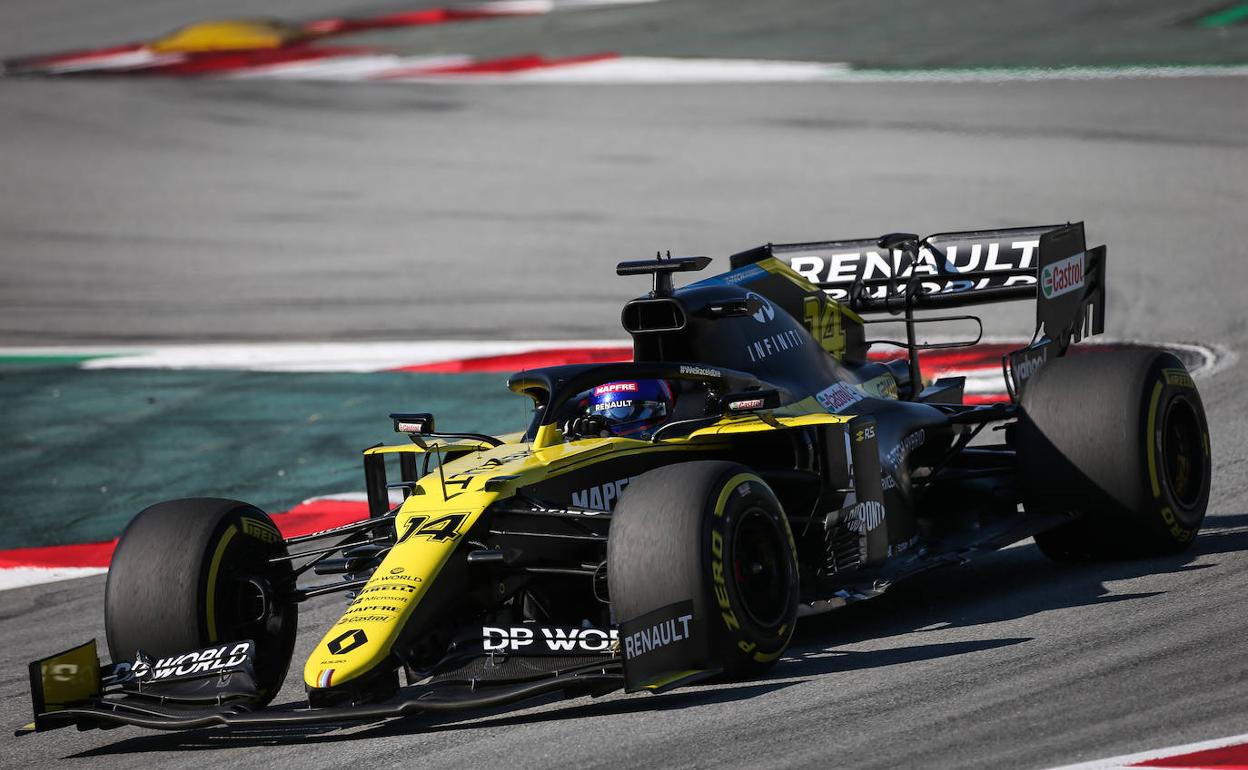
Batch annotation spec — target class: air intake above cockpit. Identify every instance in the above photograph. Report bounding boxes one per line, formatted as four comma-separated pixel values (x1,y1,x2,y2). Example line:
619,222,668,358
621,298,687,334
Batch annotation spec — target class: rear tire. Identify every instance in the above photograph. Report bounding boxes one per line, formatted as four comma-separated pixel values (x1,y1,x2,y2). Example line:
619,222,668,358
1019,349,1211,560
104,498,298,704
608,462,799,678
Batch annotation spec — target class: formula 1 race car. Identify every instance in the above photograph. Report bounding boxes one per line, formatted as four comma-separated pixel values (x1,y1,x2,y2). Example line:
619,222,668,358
20,222,1211,735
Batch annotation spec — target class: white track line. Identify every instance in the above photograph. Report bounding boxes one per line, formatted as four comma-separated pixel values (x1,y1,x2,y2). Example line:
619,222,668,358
70,339,626,372
32,56,1246,85
1043,732,1248,769
223,55,470,81
1159,340,1239,379
0,567,108,592
395,57,851,83
326,60,1248,84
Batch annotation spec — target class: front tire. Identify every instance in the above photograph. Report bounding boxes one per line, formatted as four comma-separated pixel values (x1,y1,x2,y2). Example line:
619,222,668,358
608,462,799,678
104,498,298,704
1019,349,1211,560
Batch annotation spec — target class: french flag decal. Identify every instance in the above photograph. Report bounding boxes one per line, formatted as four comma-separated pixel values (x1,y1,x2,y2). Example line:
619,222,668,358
318,669,335,688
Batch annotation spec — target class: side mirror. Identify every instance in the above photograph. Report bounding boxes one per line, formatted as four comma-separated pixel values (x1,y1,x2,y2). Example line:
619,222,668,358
391,412,434,435
721,389,781,415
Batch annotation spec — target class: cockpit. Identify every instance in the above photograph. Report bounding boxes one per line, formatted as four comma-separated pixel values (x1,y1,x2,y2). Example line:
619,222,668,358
510,362,784,448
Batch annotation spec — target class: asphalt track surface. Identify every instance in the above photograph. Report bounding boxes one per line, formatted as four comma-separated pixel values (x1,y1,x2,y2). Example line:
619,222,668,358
4,4,1248,769
3,77,1247,344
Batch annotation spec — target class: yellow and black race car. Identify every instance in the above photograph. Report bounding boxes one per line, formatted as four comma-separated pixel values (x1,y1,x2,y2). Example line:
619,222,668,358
20,222,1211,734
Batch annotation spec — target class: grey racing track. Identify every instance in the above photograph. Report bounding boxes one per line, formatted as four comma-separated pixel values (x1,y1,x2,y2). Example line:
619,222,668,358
2,2,1248,767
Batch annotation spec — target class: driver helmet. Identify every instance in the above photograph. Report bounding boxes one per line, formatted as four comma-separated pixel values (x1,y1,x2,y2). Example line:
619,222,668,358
588,380,674,437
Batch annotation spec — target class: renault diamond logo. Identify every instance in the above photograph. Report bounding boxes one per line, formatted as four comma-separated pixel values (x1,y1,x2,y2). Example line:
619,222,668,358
746,292,775,324
327,628,368,655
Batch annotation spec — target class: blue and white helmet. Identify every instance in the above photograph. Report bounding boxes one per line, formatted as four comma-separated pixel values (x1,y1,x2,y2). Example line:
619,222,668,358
588,380,674,437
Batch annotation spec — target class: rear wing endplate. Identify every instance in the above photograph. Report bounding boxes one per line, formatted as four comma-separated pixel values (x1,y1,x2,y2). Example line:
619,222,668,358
1004,225,1106,398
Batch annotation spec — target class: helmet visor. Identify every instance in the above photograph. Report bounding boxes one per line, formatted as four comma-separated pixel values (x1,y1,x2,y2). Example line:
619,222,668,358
592,399,668,433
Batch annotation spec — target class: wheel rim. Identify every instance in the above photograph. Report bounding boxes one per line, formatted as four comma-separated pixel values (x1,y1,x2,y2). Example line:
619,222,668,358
1162,396,1204,510
208,527,294,693
731,508,791,628
217,534,280,636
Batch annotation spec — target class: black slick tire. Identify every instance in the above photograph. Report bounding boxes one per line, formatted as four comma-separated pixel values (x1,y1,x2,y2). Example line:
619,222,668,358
104,498,298,704
607,461,799,678
1019,349,1211,560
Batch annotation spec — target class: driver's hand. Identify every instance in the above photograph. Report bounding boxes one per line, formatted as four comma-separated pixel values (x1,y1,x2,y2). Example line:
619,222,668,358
562,415,611,440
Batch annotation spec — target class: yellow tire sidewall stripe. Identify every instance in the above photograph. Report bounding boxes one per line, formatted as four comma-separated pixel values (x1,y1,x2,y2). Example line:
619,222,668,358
714,473,764,519
711,472,796,662
205,524,239,642
1147,381,1163,499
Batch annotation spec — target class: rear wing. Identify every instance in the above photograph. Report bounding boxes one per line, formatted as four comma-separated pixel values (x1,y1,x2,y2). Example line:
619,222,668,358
730,222,1106,398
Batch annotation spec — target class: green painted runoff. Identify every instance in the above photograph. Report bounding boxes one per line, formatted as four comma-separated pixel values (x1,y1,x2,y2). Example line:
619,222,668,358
0,370,528,550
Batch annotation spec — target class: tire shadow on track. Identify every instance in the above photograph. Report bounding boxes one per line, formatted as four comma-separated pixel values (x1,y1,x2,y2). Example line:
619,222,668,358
773,524,1244,673
776,637,1033,679
63,519,1247,758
